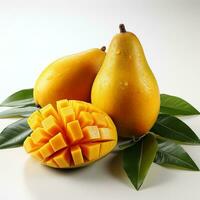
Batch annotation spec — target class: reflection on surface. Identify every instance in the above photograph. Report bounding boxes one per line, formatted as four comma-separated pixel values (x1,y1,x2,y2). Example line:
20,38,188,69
23,154,126,200
23,151,172,199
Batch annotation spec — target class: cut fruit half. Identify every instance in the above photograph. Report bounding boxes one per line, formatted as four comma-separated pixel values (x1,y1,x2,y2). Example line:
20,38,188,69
24,99,117,168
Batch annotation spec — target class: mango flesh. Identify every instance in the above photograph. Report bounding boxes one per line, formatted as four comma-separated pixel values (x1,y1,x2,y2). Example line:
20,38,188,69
24,100,117,168
34,48,106,108
91,25,160,137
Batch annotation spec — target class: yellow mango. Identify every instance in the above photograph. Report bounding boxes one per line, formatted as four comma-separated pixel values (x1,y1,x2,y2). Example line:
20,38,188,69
24,99,117,168
34,48,106,108
91,24,160,137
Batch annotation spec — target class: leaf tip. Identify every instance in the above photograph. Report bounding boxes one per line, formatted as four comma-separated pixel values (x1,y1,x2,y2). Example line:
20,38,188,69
135,184,142,191
130,181,142,191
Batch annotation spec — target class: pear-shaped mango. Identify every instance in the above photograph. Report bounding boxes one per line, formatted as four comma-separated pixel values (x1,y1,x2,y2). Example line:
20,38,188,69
91,25,160,137
34,47,106,108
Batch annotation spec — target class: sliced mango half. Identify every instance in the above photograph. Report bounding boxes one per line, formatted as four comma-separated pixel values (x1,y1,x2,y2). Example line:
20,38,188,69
24,99,117,168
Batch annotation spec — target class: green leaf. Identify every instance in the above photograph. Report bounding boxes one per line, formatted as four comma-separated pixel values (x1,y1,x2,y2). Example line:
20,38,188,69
154,139,199,171
160,94,199,115
122,134,157,190
151,114,200,145
0,118,31,149
0,88,35,107
0,106,38,118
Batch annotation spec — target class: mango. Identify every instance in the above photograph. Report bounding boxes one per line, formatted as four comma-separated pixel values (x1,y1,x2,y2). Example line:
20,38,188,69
24,99,117,168
34,48,106,108
91,24,160,137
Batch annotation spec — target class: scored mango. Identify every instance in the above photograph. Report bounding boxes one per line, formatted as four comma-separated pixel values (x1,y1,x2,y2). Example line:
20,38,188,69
24,99,118,168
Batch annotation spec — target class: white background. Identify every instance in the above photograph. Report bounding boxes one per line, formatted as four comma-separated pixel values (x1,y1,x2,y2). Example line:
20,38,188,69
0,0,200,199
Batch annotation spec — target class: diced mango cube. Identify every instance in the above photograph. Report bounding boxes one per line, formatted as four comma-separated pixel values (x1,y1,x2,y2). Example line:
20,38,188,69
49,133,67,152
82,126,100,141
70,145,84,166
104,116,117,141
40,104,60,121
60,106,76,128
27,110,43,130
56,99,69,115
73,102,87,117
24,137,40,153
45,159,58,168
92,112,107,127
31,150,44,161
42,115,63,136
31,128,49,144
105,115,116,129
53,149,71,168
99,128,114,140
100,141,116,157
79,111,94,127
81,143,100,161
39,143,54,159
67,120,83,144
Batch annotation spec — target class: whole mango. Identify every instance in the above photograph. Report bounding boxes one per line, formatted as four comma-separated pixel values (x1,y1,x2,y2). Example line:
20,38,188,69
91,25,160,137
34,48,106,108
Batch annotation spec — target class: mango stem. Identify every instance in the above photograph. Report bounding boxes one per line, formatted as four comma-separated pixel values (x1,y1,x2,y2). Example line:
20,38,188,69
101,46,106,51
36,104,41,108
119,24,126,33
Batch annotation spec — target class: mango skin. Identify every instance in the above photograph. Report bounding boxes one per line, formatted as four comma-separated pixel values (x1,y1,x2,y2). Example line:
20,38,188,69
34,48,106,108
91,31,160,137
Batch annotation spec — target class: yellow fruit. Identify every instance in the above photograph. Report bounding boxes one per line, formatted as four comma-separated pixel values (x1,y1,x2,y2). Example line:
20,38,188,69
34,48,106,108
91,24,160,137
24,99,117,168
